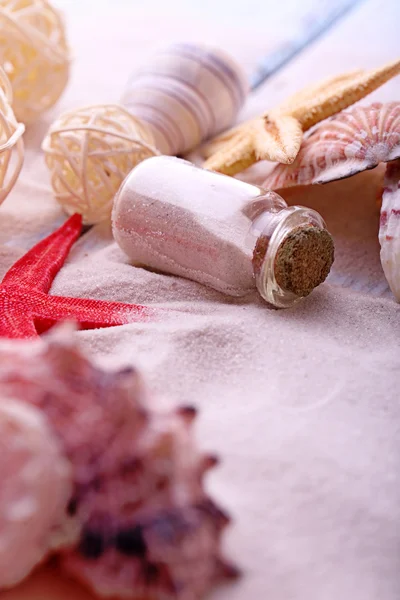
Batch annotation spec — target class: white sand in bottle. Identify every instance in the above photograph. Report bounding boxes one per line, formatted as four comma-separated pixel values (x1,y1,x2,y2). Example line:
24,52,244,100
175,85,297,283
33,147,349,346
112,156,260,296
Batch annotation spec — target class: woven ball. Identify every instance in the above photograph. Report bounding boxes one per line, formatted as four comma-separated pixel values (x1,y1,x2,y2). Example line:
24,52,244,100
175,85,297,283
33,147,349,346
0,67,24,206
42,104,158,224
0,0,70,124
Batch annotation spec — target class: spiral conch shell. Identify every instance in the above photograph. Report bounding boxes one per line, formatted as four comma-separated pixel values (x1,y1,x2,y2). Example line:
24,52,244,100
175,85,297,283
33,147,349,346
263,103,400,300
0,326,237,598
121,43,249,156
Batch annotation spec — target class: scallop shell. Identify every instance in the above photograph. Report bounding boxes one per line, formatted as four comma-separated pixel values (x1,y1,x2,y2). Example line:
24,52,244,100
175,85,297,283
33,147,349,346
121,43,249,156
379,159,400,300
0,326,237,598
263,103,400,190
263,103,400,302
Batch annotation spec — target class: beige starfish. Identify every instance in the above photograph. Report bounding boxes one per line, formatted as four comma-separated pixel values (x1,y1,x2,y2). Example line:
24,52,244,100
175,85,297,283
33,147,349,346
203,58,400,176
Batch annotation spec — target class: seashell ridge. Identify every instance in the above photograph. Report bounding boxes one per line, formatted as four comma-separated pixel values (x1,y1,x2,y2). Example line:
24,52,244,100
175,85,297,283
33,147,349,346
263,103,400,189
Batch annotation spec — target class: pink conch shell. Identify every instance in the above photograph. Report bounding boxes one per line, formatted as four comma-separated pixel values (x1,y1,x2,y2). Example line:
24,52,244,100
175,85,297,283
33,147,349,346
0,398,73,589
263,103,400,301
0,326,237,599
263,103,400,189
379,160,400,300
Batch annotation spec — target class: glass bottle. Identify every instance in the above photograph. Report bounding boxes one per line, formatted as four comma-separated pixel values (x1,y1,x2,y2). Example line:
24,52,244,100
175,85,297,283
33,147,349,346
112,156,334,308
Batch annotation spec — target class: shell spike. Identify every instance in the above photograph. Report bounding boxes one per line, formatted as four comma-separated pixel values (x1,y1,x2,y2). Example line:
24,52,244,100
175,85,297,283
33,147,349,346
200,454,220,474
214,557,242,580
176,405,198,424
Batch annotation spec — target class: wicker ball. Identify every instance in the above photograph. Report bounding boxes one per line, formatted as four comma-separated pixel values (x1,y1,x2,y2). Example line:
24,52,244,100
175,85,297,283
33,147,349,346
0,0,70,124
42,104,158,224
0,67,24,206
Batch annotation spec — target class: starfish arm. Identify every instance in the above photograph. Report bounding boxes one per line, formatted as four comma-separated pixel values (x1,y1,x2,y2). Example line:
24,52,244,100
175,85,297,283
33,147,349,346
291,59,400,131
34,294,160,334
201,59,400,176
276,70,365,117
379,159,400,301
201,120,253,159
203,131,256,175
0,311,37,339
2,214,83,293
202,73,365,163
254,115,303,165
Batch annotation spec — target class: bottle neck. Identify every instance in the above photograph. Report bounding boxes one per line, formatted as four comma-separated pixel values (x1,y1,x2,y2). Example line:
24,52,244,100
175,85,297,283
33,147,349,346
245,195,334,308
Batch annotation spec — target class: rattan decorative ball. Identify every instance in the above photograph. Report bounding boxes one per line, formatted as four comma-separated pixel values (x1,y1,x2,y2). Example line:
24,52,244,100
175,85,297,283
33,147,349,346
0,67,24,206
0,0,70,124
42,104,158,224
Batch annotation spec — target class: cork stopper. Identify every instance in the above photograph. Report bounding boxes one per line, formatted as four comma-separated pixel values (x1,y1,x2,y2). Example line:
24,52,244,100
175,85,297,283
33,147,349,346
274,225,334,296
250,203,334,307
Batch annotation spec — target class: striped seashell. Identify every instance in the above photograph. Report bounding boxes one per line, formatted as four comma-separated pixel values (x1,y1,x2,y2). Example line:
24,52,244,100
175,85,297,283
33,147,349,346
379,159,400,301
121,43,249,156
263,103,400,190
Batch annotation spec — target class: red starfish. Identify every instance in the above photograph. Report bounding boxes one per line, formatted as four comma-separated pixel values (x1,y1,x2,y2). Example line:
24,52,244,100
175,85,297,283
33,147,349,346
0,214,158,339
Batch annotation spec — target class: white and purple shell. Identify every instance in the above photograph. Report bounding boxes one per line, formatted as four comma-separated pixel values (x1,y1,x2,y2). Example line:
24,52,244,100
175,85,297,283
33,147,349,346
0,398,73,588
0,327,237,599
121,43,249,156
380,160,400,300
263,103,400,300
